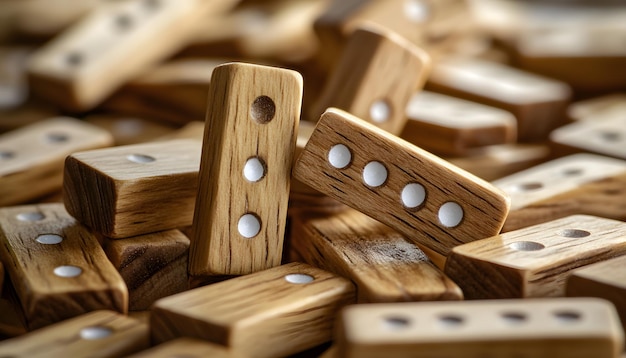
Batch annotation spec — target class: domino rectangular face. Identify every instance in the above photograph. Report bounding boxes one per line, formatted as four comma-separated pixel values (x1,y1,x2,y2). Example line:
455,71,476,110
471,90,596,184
311,25,431,135
128,338,232,358
151,262,355,357
26,0,238,111
444,215,626,299
0,117,112,206
291,208,462,302
336,298,624,358
189,63,303,276
567,255,626,331
0,310,149,358
102,229,189,311
493,154,626,231
426,57,571,141
568,93,626,122
550,115,626,160
293,108,510,257
401,91,517,156
63,139,201,238
0,204,128,329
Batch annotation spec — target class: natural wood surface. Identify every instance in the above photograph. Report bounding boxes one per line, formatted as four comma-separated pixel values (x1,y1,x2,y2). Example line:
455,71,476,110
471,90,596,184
102,229,189,311
513,27,626,94
85,114,177,146
0,117,112,206
291,208,462,302
293,108,510,257
63,139,201,238
0,204,128,329
155,121,205,142
446,144,550,181
568,93,626,122
0,100,58,134
27,0,241,111
551,115,626,160
0,295,27,338
0,310,149,358
151,262,355,357
426,56,571,142
336,298,624,358
102,59,227,125
493,154,626,232
128,338,234,358
311,25,430,135
401,91,517,156
445,215,626,299
567,255,626,331
189,63,303,276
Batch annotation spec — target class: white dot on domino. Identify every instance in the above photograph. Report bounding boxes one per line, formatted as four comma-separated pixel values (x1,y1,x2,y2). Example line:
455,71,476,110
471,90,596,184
363,161,388,187
401,183,426,208
438,202,463,227
328,144,352,169
243,157,266,182
238,213,261,238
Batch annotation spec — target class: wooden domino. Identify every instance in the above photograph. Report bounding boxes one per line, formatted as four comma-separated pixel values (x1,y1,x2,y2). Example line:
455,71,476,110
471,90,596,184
336,298,624,358
156,121,205,142
550,115,626,160
0,47,30,110
426,56,571,141
568,93,626,122
63,139,201,238
0,203,128,329
151,262,355,357
567,255,626,330
26,0,238,111
445,215,626,299
401,91,517,156
189,62,303,276
0,117,112,206
291,208,462,302
102,229,189,311
446,143,550,181
311,25,430,135
293,108,510,257
0,310,149,358
84,114,177,146
493,153,626,232
128,338,233,358
102,59,226,125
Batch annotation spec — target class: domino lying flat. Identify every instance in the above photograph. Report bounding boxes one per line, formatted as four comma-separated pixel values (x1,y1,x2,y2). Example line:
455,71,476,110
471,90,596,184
445,215,626,299
0,310,149,358
189,62,303,276
336,298,624,358
0,204,127,330
293,108,510,258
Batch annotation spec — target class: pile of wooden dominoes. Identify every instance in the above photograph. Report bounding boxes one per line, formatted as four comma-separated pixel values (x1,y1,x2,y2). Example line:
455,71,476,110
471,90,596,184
1,0,625,357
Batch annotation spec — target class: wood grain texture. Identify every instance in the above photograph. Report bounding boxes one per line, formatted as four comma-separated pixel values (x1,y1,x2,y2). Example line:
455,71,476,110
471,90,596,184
0,117,112,206
128,338,233,358
291,208,462,302
151,262,355,357
102,229,189,311
311,25,430,135
293,108,510,257
85,114,177,146
102,59,226,125
493,154,626,232
567,255,626,331
189,62,303,276
63,139,201,238
0,310,149,358
550,115,626,160
446,144,550,181
336,298,624,358
401,91,517,156
27,0,240,111
0,204,128,330
426,56,571,142
445,215,626,299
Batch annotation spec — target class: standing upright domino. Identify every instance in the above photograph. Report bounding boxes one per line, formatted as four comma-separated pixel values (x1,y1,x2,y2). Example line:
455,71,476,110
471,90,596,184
294,108,510,258
190,62,303,276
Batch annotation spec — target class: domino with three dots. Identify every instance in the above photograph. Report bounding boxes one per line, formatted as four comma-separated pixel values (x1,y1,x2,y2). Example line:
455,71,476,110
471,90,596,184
293,108,510,258
189,62,303,276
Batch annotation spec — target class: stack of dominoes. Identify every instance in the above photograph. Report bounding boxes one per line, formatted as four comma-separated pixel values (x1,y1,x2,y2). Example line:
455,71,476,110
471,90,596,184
1,0,625,357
